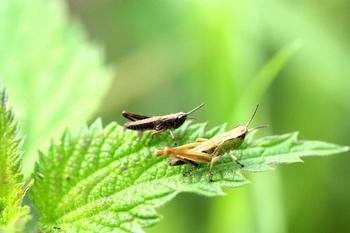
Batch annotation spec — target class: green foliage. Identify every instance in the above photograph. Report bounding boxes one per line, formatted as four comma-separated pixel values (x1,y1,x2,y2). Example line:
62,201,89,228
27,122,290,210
30,121,348,233
0,86,30,232
0,0,112,177
246,40,303,104
230,41,302,122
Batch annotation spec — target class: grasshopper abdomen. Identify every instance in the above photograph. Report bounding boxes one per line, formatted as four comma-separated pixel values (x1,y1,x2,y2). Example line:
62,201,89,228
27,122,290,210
124,120,156,131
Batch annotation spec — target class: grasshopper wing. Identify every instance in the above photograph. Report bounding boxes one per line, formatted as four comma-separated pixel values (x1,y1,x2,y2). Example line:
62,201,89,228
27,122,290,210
122,111,150,121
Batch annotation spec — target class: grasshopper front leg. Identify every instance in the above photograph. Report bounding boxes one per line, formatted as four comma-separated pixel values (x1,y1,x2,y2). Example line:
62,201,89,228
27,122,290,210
230,154,244,168
207,150,244,181
207,154,243,182
151,129,178,145
208,155,221,182
168,129,179,145
153,124,178,144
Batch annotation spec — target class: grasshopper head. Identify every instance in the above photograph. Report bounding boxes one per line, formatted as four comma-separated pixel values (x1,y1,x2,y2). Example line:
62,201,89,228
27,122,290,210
175,112,188,125
235,125,248,139
176,103,205,125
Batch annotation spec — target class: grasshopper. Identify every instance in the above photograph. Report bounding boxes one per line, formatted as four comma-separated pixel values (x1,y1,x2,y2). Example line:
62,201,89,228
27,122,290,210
155,105,264,181
122,103,204,142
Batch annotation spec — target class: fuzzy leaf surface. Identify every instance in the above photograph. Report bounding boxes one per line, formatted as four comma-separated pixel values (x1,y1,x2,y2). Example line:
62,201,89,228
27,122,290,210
0,86,30,233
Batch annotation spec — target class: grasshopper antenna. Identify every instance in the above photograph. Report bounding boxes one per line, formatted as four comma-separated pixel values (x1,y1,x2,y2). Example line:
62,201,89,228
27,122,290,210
187,116,198,121
187,103,205,115
249,125,268,131
245,104,259,128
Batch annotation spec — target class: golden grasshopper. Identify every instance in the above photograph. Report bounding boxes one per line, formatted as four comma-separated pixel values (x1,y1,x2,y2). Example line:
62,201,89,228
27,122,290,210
155,105,264,181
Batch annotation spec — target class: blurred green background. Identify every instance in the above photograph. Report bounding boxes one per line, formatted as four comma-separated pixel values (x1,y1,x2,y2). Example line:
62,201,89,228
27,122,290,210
66,1,350,232
2,0,350,232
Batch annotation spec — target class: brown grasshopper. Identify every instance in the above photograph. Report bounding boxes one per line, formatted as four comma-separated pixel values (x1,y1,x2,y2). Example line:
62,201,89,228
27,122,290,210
155,105,264,181
122,103,204,141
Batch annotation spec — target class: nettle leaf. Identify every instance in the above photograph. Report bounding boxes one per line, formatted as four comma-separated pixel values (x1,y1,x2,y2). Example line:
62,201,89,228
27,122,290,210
30,121,348,233
0,0,112,177
0,87,30,232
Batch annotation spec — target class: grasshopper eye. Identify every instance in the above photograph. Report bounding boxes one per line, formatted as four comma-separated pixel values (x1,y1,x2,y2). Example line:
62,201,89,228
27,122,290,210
177,113,187,120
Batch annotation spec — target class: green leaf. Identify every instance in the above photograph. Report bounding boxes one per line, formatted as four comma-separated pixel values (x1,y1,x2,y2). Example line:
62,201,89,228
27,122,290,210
30,121,348,232
0,0,112,177
0,85,30,232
